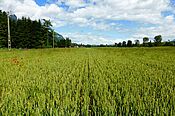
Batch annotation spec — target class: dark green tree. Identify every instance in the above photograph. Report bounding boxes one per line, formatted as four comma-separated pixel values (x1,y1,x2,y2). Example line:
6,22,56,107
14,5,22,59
115,43,117,46
172,39,175,46
143,37,149,46
122,41,126,47
134,39,140,47
58,39,66,47
43,19,52,47
0,10,8,48
0,10,71,49
65,37,71,47
117,42,122,47
127,40,132,47
164,40,173,46
154,35,162,46
148,40,153,47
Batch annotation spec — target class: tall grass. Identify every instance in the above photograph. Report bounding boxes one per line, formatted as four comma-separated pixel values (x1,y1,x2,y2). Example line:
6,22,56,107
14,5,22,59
0,47,174,115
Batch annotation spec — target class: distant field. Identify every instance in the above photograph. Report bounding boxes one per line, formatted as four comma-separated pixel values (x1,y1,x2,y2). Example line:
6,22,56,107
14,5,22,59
0,47,175,115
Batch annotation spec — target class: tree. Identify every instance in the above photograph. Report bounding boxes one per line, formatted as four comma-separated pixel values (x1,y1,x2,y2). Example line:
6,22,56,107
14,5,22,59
59,39,66,47
143,37,149,46
0,11,8,48
134,39,140,47
122,41,126,47
127,40,132,47
148,40,153,47
0,10,67,49
15,17,27,48
43,19,52,47
65,37,71,47
30,19,43,48
172,39,175,46
164,40,172,46
154,35,162,46
117,42,122,47
115,43,117,46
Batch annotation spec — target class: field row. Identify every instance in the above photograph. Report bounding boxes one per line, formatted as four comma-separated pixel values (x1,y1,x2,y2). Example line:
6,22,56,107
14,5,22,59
0,47,175,115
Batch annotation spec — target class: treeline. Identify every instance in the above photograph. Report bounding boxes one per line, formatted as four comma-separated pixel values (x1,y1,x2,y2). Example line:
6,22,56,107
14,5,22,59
114,35,175,47
69,35,175,48
75,35,175,48
86,35,174,48
0,10,71,48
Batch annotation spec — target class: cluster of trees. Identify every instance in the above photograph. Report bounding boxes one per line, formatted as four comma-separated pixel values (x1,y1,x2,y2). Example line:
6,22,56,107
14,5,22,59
74,35,174,48
71,35,175,48
115,35,175,47
0,10,71,49
57,37,72,48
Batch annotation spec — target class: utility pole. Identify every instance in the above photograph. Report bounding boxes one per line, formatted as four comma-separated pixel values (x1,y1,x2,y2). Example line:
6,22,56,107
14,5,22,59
53,30,54,48
7,11,11,50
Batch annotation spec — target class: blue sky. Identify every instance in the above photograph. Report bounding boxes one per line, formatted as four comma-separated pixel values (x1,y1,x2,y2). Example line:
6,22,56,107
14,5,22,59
35,0,47,5
0,0,175,44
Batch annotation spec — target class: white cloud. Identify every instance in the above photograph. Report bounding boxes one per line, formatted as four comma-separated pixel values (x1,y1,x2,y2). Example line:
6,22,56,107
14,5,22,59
0,0,63,20
68,0,170,24
57,0,88,8
62,32,119,45
133,15,175,42
0,0,173,26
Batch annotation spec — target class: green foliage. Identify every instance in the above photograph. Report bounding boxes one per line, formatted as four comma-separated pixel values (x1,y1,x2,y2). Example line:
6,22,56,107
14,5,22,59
164,40,174,46
127,40,132,47
65,37,71,47
154,35,162,46
117,42,122,47
143,37,149,47
43,19,52,47
0,47,175,115
57,37,72,48
134,39,140,47
0,10,69,49
148,40,153,47
122,41,126,47
0,10,8,48
143,37,149,43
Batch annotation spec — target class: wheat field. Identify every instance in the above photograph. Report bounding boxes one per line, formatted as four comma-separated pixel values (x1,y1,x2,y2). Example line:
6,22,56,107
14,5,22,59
0,47,175,115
